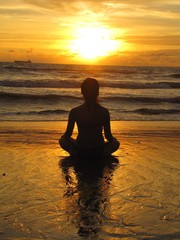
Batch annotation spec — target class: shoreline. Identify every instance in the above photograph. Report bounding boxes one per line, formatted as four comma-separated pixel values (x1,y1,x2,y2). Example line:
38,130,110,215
0,121,179,146
0,119,180,122
1,120,179,129
0,120,179,137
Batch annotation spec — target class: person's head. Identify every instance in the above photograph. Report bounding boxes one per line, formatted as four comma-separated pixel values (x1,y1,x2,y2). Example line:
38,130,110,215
81,78,99,104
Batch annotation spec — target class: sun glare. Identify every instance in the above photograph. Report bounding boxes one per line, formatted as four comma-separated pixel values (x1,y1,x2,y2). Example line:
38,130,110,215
70,26,120,60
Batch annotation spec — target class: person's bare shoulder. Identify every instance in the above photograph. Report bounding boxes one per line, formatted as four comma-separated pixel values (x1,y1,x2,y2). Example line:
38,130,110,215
97,104,109,114
72,104,84,111
69,104,84,116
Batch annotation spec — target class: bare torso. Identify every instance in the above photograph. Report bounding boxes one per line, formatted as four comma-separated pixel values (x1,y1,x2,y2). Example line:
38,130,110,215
72,104,108,148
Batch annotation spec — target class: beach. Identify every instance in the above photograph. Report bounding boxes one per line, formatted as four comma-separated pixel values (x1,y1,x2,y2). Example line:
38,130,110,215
0,121,179,240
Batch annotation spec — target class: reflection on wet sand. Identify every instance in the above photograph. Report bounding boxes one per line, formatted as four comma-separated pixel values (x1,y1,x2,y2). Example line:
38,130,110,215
59,156,119,238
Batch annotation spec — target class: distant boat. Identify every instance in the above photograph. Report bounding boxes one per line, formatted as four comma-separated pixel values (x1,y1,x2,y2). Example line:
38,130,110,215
3,60,32,69
14,60,32,64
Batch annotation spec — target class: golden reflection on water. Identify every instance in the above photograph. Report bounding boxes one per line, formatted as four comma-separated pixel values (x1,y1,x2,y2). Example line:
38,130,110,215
59,156,119,238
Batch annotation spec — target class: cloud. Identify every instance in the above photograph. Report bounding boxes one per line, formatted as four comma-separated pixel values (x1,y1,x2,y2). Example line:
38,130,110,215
1,0,180,65
22,0,180,15
100,49,180,66
18,0,180,38
124,35,180,47
26,48,33,53
0,0,21,7
2,0,180,19
2,1,180,30
8,49,15,53
0,7,43,16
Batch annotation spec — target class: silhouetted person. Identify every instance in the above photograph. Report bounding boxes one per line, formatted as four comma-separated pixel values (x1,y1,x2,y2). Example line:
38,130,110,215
59,77,120,157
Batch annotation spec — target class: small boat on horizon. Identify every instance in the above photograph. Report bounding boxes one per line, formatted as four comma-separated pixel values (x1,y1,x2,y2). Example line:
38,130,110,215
14,60,32,64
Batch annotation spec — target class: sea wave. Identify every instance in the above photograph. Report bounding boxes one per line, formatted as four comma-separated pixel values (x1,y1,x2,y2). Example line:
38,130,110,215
0,92,81,101
2,64,137,74
0,79,179,89
167,73,180,78
104,96,180,104
0,109,68,116
133,108,180,115
1,108,179,118
0,79,81,88
2,65,65,73
1,91,180,104
102,81,180,89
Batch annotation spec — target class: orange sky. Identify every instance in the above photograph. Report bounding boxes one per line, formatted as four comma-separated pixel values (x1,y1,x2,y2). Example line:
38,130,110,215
0,0,180,66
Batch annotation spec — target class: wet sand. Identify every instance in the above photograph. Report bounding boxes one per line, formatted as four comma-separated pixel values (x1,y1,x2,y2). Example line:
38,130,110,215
0,121,180,240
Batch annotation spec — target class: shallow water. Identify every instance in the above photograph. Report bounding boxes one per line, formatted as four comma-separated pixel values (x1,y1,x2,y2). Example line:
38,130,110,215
0,122,180,239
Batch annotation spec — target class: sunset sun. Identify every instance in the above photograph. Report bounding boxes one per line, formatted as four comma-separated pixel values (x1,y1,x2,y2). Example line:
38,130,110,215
70,26,120,60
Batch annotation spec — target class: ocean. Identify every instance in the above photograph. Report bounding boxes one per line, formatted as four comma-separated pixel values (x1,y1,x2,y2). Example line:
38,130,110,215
0,62,180,121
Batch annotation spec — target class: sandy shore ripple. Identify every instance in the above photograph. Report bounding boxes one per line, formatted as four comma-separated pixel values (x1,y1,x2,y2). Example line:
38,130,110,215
0,121,180,240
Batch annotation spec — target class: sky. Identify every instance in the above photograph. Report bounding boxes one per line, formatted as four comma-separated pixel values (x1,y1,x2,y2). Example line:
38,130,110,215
0,0,180,66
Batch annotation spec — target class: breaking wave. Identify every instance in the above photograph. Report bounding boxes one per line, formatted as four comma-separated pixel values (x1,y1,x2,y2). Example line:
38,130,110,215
1,92,179,104
0,79,180,89
0,92,81,101
1,109,68,116
134,108,180,115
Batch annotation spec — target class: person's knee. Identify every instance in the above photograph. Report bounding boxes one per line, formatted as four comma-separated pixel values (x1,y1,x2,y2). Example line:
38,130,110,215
103,138,120,156
59,136,76,154
59,136,67,149
111,138,120,151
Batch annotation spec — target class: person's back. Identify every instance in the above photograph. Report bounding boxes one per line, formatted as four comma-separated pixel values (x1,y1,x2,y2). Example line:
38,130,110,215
70,103,109,148
59,78,120,157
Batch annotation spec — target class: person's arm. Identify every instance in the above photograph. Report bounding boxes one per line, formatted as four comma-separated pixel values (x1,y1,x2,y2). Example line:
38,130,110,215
63,109,75,139
103,109,114,141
